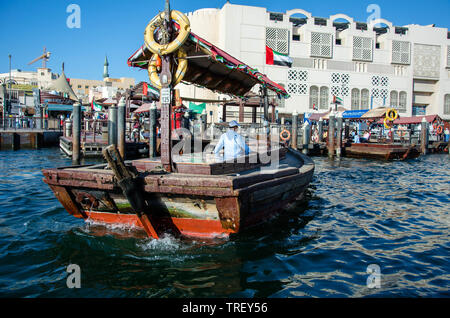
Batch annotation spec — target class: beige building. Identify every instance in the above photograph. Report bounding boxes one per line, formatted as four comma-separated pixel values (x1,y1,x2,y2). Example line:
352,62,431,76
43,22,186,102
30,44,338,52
1,56,135,104
69,77,135,103
0,68,57,90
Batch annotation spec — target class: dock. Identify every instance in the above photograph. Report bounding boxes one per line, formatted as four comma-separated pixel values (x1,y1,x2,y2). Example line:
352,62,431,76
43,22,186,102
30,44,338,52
0,129,62,150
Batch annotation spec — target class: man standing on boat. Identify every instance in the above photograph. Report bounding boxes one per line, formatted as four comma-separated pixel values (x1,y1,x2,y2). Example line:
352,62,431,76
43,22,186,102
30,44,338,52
214,120,250,161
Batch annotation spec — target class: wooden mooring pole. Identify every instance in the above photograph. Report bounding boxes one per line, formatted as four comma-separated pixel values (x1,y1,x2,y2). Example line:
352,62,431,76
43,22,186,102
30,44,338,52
336,113,343,158
108,104,118,146
302,120,310,155
72,102,81,165
117,98,126,159
328,114,335,158
291,111,298,150
318,117,324,142
420,117,428,155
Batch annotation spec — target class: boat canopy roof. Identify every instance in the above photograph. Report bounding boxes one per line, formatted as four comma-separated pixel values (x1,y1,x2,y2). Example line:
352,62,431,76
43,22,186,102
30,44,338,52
127,25,288,99
360,107,392,119
377,114,442,125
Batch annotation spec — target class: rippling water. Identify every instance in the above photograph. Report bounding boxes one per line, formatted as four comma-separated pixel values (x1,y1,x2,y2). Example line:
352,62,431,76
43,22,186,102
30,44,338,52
0,148,449,298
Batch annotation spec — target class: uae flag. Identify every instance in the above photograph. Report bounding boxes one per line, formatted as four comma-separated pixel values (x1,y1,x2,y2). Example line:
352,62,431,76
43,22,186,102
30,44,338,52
91,100,102,112
332,96,343,105
143,82,148,96
266,46,292,67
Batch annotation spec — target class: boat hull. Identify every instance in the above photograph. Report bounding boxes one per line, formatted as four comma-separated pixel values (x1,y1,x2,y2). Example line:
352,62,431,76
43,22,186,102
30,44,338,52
344,143,420,160
43,149,314,238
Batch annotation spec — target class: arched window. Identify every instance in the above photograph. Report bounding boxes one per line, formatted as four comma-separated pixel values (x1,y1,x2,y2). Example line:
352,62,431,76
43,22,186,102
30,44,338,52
444,94,450,115
351,88,360,110
390,90,398,108
309,86,319,109
399,91,407,112
361,89,370,109
319,86,329,109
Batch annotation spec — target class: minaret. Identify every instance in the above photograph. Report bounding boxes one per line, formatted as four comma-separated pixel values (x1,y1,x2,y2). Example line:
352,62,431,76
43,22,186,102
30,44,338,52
103,55,109,79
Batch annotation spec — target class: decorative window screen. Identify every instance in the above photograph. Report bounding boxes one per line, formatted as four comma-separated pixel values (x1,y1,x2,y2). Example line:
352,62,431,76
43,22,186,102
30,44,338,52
392,41,411,65
331,86,341,97
331,73,350,97
351,88,360,110
398,91,407,112
341,86,349,97
372,76,389,87
372,76,380,86
444,94,450,115
287,83,307,95
309,86,319,109
372,88,380,98
361,89,370,109
331,73,341,84
341,74,349,85
287,69,308,96
353,36,373,61
311,32,333,58
319,87,329,110
266,28,289,54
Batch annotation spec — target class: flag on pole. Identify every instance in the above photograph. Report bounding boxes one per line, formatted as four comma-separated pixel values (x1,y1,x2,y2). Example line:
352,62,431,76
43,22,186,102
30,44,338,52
266,46,292,67
143,82,148,96
91,100,102,112
332,96,343,105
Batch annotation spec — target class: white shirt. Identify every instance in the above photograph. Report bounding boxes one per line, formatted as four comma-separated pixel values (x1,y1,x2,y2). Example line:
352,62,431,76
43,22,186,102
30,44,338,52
214,129,250,161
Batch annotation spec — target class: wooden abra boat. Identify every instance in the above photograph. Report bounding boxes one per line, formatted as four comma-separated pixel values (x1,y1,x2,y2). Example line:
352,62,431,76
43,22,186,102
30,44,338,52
344,143,420,160
42,1,314,239
42,148,314,239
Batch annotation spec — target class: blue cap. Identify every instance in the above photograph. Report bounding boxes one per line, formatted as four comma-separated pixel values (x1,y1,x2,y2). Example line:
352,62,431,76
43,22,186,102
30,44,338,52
229,120,240,128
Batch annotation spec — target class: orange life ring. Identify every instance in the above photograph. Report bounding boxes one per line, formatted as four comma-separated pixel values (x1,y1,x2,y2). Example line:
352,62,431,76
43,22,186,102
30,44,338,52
280,129,291,141
436,126,443,134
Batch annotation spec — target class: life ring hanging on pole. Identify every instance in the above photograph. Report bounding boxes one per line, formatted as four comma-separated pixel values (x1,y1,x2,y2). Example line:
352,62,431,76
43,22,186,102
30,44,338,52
148,48,188,89
280,129,291,141
436,125,443,134
144,10,191,56
385,109,398,121
384,117,393,130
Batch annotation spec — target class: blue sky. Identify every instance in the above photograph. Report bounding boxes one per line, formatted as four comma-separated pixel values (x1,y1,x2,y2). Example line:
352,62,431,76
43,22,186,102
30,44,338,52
1,0,449,83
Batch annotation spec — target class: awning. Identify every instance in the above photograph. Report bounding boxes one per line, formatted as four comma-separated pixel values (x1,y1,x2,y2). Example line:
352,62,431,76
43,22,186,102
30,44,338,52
128,24,288,99
46,104,88,112
308,112,329,121
342,109,369,119
377,115,441,125
134,103,155,113
360,107,390,119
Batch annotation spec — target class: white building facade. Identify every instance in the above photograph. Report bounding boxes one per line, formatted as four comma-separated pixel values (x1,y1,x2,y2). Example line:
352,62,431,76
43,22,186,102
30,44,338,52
0,68,58,90
179,3,450,121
